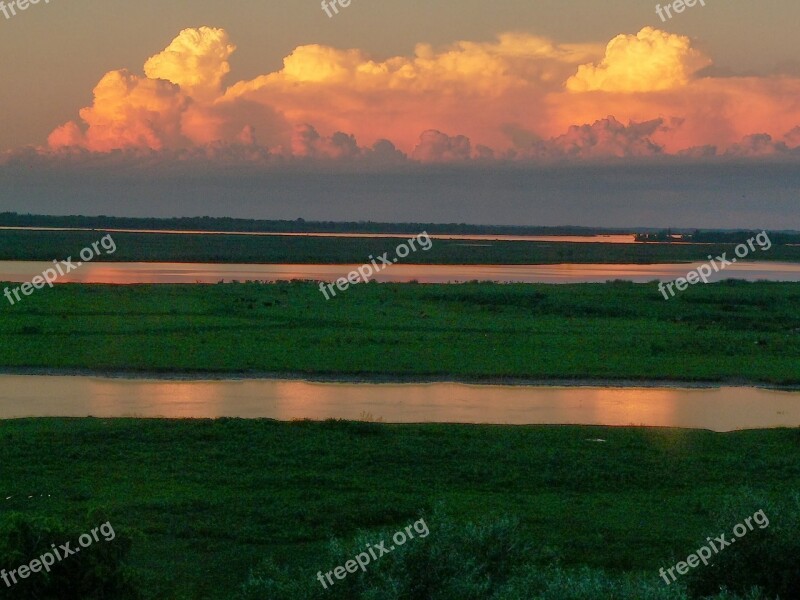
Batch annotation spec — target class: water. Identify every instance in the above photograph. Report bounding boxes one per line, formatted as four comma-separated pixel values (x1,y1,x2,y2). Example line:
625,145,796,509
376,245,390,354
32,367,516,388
0,226,637,244
1,375,798,431
2,261,800,285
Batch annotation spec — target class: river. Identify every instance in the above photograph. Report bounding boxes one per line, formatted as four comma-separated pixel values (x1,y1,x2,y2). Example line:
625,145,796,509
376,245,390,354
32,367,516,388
1,375,798,431
2,261,800,284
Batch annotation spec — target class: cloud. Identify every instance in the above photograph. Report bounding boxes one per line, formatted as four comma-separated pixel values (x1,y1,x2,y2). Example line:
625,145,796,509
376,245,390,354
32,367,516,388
290,124,362,159
144,27,236,101
566,27,711,92
48,28,286,153
223,33,602,152
784,126,800,148
678,144,718,158
366,139,407,164
40,26,800,163
725,133,789,157
180,98,288,147
48,69,189,152
512,117,664,159
411,130,473,162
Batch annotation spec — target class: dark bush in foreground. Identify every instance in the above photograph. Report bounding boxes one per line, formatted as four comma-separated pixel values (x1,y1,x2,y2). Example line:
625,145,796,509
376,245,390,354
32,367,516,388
239,512,767,600
493,566,762,600
0,512,139,599
687,490,800,599
240,512,531,600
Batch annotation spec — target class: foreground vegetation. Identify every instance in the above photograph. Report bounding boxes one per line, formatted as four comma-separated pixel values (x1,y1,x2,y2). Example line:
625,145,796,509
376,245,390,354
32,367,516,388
2,229,800,264
1,281,799,384
0,419,798,598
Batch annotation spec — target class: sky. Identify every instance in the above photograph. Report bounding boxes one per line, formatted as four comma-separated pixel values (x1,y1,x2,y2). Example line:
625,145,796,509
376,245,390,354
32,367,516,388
1,0,799,227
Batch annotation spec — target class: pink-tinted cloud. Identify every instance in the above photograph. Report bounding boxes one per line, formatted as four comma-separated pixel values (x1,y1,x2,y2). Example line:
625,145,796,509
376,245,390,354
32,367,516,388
48,69,189,151
725,133,789,157
43,26,800,163
411,130,473,162
512,117,664,159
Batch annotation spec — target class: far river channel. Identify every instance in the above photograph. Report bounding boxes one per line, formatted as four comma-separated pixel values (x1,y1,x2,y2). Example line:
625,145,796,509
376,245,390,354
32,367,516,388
2,261,800,284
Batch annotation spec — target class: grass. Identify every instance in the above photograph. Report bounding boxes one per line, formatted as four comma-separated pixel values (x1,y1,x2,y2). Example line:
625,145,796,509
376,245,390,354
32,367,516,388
1,230,799,264
0,419,798,598
1,278,798,597
0,281,799,383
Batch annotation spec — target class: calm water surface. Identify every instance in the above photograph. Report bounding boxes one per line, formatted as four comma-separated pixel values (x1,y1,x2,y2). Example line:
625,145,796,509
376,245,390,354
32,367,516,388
1,375,798,431
0,227,637,244
2,261,800,284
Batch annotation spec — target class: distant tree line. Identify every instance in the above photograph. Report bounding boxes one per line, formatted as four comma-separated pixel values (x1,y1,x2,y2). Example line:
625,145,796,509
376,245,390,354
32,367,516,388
0,212,632,236
635,229,800,244
6,213,796,242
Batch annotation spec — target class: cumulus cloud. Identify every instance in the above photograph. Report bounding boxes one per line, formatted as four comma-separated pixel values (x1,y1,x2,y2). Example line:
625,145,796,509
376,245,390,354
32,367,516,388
48,69,189,151
784,126,800,148
41,25,800,162
48,28,287,153
566,27,711,92
512,117,664,159
725,133,789,157
290,124,362,159
678,144,718,158
367,139,407,164
411,130,473,162
144,27,236,101
223,33,603,152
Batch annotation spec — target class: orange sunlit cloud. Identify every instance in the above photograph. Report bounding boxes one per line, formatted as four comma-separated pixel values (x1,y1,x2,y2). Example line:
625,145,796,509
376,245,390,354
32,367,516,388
45,26,800,162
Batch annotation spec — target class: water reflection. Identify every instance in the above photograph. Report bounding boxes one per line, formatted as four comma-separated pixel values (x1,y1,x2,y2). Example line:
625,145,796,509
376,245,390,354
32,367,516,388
2,261,800,285
1,375,798,431
0,227,636,244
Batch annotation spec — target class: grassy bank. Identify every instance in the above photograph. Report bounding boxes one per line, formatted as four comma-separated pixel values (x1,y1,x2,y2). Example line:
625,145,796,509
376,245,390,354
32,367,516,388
2,230,800,264
0,419,798,598
0,281,799,383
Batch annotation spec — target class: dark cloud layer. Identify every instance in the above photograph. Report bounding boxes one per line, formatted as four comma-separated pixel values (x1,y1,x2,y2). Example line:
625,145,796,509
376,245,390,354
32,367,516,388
1,159,797,229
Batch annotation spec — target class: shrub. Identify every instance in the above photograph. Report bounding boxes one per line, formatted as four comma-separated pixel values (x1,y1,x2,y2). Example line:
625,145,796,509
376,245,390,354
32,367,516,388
0,512,139,599
686,489,799,599
239,507,778,600
239,511,531,600
493,565,689,600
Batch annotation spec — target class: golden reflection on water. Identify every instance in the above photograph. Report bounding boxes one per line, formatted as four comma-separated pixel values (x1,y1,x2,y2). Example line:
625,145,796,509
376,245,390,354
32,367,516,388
0,227,637,244
1,376,799,431
4,261,800,285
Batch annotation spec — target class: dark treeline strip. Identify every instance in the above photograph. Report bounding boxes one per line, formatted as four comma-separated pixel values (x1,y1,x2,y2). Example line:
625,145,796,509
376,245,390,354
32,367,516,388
0,212,633,235
637,230,800,244
2,230,800,263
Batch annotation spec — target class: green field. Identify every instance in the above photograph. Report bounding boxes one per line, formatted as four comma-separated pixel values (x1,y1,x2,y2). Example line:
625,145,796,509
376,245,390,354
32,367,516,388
1,418,798,598
2,277,799,598
1,229,799,264
1,281,799,384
